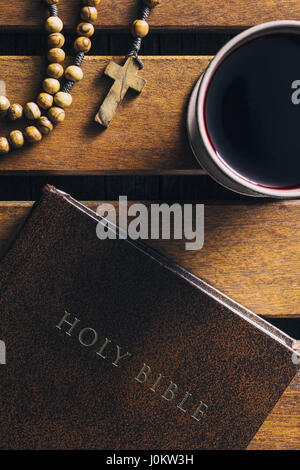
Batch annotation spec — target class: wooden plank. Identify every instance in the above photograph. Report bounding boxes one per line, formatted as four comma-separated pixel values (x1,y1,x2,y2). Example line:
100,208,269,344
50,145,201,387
248,371,300,450
1,200,299,450
1,200,299,318
3,0,300,30
0,56,209,175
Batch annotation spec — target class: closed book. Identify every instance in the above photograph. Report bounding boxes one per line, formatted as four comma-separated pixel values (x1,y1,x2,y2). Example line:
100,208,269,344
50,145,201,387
0,185,298,450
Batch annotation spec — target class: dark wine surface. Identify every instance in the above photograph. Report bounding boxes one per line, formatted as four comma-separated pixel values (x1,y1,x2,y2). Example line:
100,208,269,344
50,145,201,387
204,33,300,188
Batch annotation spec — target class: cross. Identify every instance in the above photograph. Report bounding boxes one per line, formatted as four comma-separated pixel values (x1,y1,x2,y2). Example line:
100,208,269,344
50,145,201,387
95,57,147,128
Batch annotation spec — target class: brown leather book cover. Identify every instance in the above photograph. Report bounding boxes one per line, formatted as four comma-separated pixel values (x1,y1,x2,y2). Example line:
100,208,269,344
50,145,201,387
0,185,298,450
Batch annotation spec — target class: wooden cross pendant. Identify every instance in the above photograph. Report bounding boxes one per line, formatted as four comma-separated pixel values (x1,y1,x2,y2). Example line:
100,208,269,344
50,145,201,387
95,57,147,128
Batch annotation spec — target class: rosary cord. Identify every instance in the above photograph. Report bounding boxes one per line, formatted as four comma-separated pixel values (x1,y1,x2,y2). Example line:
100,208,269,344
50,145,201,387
126,3,152,69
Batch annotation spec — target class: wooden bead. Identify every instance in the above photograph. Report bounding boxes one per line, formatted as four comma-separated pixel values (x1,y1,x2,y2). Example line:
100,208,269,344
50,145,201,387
24,102,41,120
0,137,10,154
37,92,53,110
7,103,23,121
132,20,149,38
143,0,161,7
54,92,72,108
9,130,24,149
82,0,100,6
65,65,83,82
48,106,65,124
43,78,60,94
80,6,98,22
76,22,94,37
45,16,63,33
24,126,42,143
74,36,91,53
0,96,10,117
47,63,64,79
48,33,65,48
37,116,54,135
47,48,65,63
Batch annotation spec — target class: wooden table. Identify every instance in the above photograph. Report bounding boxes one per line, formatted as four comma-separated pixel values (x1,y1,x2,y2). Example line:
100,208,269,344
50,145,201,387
0,0,299,174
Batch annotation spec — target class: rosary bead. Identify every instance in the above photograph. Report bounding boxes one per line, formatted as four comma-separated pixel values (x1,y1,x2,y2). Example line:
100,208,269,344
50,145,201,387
47,47,65,63
37,92,53,110
143,0,161,7
48,106,65,124
45,16,63,33
0,137,10,154
0,96,10,117
54,92,73,108
24,126,42,143
80,6,98,22
48,32,65,48
37,116,54,135
43,78,61,94
47,63,64,79
7,103,23,121
24,102,41,120
82,0,101,6
132,20,149,38
74,36,91,52
76,22,94,37
9,130,24,149
65,65,83,82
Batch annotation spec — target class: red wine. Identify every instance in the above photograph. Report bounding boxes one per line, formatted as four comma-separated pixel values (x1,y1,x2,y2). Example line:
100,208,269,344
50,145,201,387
204,33,300,188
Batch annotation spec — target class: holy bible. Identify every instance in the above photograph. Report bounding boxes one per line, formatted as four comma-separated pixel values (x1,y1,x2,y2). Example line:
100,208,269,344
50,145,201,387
0,186,298,450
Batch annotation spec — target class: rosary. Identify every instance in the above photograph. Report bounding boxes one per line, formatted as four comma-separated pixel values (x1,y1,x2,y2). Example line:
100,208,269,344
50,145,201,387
0,0,160,155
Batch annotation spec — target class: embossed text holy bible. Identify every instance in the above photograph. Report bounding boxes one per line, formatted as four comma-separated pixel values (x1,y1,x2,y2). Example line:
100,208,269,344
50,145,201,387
0,186,298,450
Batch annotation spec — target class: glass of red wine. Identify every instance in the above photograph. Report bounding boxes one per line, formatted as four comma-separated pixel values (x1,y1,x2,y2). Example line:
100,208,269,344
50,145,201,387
187,21,300,197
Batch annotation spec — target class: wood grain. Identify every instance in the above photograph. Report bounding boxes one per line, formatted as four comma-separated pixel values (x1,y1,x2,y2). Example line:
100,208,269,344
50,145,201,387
2,0,300,30
1,200,299,318
0,200,299,450
95,57,147,128
0,56,209,174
